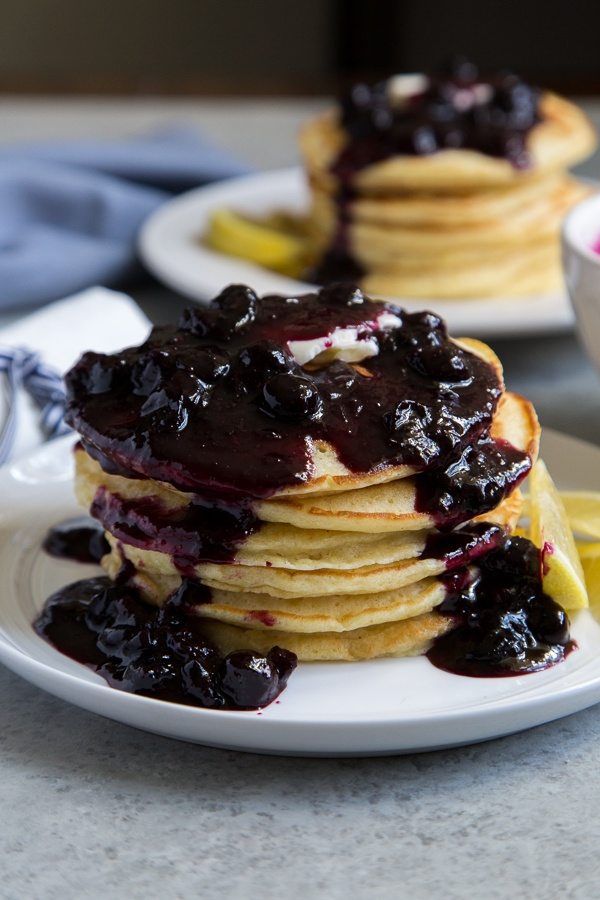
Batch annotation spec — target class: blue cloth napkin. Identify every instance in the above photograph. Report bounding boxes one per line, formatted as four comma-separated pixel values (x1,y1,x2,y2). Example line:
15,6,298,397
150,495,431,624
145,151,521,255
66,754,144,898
0,126,249,311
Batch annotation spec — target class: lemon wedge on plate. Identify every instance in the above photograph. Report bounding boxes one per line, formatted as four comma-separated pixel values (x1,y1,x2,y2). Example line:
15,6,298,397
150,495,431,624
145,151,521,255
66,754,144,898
205,208,307,277
575,542,600,610
528,460,588,610
556,491,600,539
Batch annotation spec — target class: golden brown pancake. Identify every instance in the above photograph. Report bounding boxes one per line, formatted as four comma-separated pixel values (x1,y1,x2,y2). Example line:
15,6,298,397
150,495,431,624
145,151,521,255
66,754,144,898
74,387,533,542
199,614,454,662
73,335,507,508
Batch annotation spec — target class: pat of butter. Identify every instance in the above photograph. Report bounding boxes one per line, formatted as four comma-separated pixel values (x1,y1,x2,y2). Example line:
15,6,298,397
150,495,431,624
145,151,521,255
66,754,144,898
387,73,428,101
288,312,403,366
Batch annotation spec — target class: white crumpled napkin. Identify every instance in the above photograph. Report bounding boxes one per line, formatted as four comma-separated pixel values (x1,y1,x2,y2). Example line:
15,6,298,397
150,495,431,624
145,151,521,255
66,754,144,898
0,286,150,460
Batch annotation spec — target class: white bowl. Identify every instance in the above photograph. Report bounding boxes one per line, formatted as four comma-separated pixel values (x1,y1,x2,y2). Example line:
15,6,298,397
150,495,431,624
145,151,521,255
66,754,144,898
562,192,600,369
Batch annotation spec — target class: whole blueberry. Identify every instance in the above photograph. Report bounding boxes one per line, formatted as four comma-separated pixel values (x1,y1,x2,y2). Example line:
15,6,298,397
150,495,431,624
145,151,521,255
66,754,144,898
220,651,280,708
212,284,258,338
261,373,322,420
181,659,225,708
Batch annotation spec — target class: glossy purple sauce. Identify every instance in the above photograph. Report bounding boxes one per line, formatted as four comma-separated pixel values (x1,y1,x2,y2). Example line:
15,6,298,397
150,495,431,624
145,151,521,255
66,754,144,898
34,573,297,710
65,284,527,530
420,521,505,566
43,518,109,564
89,486,260,570
335,58,540,180
428,534,574,676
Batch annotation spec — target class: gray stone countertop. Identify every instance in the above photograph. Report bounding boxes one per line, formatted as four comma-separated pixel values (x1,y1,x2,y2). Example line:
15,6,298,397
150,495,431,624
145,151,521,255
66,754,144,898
2,98,600,900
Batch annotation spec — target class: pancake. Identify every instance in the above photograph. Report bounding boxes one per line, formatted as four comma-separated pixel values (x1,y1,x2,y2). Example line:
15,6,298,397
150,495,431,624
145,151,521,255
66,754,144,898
258,392,538,531
308,176,588,255
361,245,563,300
74,392,531,550
199,613,454,661
44,278,567,695
300,92,596,195
310,172,571,229
71,331,505,503
100,544,459,633
73,389,533,544
98,543,463,651
65,292,507,500
103,515,499,598
182,579,449,633
304,172,589,299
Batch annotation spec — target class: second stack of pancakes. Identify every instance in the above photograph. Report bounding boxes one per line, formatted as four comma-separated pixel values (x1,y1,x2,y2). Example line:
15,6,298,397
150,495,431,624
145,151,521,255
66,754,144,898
300,60,596,299
67,284,540,662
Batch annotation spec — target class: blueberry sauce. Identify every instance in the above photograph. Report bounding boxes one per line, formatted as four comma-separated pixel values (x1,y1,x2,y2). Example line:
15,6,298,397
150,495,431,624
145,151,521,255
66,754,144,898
34,576,297,709
428,534,574,676
307,187,366,287
415,437,532,530
420,521,505,567
43,518,109,564
89,485,260,570
65,284,527,530
335,58,541,180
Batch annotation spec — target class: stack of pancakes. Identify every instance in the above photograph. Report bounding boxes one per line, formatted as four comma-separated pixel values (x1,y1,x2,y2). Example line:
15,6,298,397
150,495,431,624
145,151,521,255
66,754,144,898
72,335,539,662
300,75,596,299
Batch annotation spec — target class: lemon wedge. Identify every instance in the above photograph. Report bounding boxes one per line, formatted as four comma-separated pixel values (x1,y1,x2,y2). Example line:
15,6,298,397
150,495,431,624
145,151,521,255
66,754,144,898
529,460,588,610
576,542,600,611
555,491,600,539
205,208,307,277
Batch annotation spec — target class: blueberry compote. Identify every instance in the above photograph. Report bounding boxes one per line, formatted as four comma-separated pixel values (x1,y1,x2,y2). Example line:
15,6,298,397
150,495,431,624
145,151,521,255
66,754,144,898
89,486,260,573
335,57,541,180
34,576,297,709
65,283,527,531
428,534,574,676
43,517,109,564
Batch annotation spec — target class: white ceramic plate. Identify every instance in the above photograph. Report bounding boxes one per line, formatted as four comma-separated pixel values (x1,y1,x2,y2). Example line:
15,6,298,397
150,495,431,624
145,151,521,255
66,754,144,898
138,167,574,340
2,431,600,756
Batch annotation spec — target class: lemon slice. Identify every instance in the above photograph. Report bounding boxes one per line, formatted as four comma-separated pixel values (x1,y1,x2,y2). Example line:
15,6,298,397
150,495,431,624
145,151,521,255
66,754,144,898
576,542,600,610
556,491,600,539
529,460,588,610
205,208,307,277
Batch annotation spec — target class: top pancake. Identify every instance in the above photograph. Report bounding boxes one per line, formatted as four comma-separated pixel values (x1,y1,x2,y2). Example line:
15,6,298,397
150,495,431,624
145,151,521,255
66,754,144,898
65,288,506,499
74,389,536,536
300,92,597,194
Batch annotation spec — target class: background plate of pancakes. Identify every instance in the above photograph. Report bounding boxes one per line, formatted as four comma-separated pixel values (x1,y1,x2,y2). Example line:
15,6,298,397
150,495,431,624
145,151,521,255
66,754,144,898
139,166,583,340
3,429,600,756
141,64,598,340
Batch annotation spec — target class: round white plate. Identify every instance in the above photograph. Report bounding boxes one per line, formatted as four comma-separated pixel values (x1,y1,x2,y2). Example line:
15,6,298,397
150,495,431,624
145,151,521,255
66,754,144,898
1,431,600,756
139,167,574,340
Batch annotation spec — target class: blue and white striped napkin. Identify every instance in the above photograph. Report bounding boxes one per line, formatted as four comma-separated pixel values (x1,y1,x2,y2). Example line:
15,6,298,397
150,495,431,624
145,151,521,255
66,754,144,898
0,287,150,463
0,346,70,464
